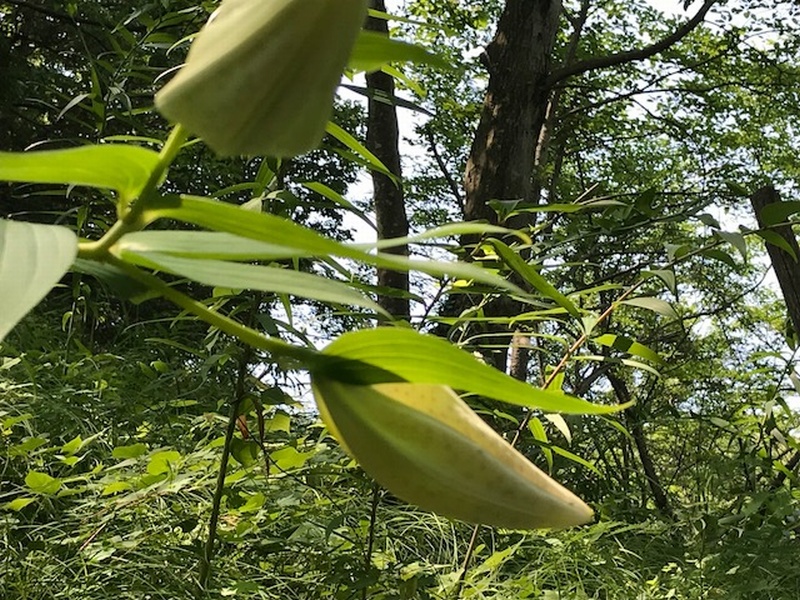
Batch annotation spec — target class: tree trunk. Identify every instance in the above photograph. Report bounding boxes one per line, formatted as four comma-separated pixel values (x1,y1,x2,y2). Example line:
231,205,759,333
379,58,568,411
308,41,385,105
750,185,800,488
463,0,562,225
608,373,674,519
365,0,409,319
750,185,800,335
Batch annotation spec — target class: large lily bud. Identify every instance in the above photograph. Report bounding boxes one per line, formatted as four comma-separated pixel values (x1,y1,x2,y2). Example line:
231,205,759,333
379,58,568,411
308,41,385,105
155,0,367,157
312,379,594,530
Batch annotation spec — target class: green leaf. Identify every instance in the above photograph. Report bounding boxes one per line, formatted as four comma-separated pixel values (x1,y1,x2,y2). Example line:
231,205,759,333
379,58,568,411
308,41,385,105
231,438,260,467
118,250,388,317
101,482,132,496
25,471,62,495
349,31,446,72
0,220,77,342
754,230,798,261
112,443,148,460
620,297,677,319
0,146,160,198
550,445,601,476
117,231,308,261
155,0,367,157
544,413,572,444
318,328,629,415
759,200,800,227
144,195,526,296
528,417,553,472
146,450,181,475
61,435,82,456
489,239,580,318
301,181,375,230
642,269,677,295
592,334,664,365
701,248,737,267
724,180,750,197
270,446,314,471
715,230,747,262
4,497,36,511
325,121,395,181
72,258,153,302
8,436,48,457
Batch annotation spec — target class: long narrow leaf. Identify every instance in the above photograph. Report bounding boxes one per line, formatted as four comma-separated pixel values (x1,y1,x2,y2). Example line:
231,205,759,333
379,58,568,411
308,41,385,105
318,328,630,415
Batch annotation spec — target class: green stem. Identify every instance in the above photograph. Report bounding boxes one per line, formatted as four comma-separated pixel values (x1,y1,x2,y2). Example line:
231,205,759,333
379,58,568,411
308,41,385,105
79,125,189,258
197,344,252,594
106,256,320,365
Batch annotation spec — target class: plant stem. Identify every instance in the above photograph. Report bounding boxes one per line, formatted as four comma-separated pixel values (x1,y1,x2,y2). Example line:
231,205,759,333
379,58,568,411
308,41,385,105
197,344,252,594
79,125,189,258
105,255,320,365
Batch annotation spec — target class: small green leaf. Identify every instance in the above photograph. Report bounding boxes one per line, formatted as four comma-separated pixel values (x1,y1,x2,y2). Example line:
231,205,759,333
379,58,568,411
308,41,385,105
266,412,291,434
9,437,48,456
101,481,132,496
0,220,77,342
0,146,159,197
239,491,266,513
489,239,580,318
528,417,553,471
759,200,800,227
146,450,181,475
349,31,446,72
592,334,664,365
270,446,314,471
61,435,82,456
724,180,750,197
754,230,797,261
231,438,260,467
620,297,677,319
701,248,737,267
112,443,148,460
25,471,62,495
5,497,36,511
642,269,676,295
326,121,394,180
715,230,747,262
544,414,572,444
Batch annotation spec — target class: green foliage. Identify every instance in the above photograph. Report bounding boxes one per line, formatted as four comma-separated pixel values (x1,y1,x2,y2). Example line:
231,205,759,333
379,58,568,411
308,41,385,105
2,0,800,598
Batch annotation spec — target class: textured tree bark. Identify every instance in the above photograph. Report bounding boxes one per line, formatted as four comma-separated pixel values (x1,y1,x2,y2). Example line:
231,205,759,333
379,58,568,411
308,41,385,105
750,185,800,335
446,0,563,371
463,0,563,225
365,0,410,319
608,373,674,519
750,185,800,489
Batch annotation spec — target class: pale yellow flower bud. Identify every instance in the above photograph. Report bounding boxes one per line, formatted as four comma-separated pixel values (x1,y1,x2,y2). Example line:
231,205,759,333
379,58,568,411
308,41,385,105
312,379,594,529
156,0,368,157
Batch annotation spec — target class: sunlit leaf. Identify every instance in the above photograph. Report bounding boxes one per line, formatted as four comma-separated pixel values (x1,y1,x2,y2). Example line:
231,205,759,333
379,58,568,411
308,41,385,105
0,220,77,343
25,471,62,495
592,334,664,365
0,146,159,198
349,31,446,72
620,297,677,319
117,250,388,317
318,328,629,414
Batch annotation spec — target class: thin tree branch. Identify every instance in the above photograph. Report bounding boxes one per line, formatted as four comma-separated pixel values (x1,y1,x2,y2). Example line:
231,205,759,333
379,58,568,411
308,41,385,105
4,0,107,28
546,0,717,87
